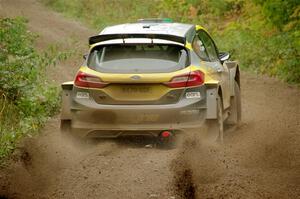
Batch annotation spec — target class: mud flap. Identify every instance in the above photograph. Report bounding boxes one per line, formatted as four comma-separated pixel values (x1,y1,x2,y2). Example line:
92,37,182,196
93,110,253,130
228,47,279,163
61,82,73,120
224,61,238,96
206,88,217,119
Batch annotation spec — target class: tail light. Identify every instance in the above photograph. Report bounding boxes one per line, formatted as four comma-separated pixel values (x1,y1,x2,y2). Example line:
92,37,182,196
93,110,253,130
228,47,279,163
164,70,205,88
74,71,108,88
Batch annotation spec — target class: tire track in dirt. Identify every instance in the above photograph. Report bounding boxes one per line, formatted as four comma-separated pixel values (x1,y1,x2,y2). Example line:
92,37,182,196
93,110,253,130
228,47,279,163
1,1,300,199
172,74,300,198
1,1,178,198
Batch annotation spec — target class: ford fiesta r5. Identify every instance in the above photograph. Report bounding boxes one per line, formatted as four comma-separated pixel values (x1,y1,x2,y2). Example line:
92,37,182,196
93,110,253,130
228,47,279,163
60,19,241,144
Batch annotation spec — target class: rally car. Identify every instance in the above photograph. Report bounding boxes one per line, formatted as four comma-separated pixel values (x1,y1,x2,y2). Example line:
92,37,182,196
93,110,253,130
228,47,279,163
60,18,241,144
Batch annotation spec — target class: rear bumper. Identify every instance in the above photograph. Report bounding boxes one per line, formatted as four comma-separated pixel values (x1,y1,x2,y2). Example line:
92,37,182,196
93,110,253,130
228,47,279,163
67,95,206,138
71,110,206,138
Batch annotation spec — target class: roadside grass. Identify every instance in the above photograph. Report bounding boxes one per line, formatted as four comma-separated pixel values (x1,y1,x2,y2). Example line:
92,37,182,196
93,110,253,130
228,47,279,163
0,98,20,161
42,0,158,30
0,17,72,163
41,0,300,84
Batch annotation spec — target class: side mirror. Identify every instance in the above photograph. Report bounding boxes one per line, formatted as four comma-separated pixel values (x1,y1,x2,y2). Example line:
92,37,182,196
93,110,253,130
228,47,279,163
219,52,230,63
83,54,88,60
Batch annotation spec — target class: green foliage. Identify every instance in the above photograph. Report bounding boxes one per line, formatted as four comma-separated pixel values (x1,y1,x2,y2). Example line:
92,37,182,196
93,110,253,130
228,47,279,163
254,0,299,30
214,22,300,83
42,0,299,84
157,0,245,25
0,17,68,160
42,0,158,30
213,1,300,83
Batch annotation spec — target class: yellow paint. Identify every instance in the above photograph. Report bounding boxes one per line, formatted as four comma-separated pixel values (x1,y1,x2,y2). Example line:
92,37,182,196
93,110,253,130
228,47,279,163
78,63,219,84
90,43,101,49
188,64,219,85
185,42,192,50
76,60,220,101
195,25,207,31
195,25,216,41
75,23,222,102
103,84,171,101
79,66,191,83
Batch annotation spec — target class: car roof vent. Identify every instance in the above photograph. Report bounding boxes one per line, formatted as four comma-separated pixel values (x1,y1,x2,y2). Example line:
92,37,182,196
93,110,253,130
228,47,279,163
137,18,173,23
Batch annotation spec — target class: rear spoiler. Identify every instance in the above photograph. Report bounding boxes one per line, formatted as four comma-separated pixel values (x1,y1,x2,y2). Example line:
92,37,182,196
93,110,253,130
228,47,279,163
89,34,186,45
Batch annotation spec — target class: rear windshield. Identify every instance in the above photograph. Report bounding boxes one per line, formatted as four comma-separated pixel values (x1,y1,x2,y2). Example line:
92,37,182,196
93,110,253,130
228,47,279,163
87,44,189,73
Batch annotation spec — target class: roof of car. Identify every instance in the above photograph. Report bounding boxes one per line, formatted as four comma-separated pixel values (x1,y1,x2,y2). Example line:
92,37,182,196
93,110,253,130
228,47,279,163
100,22,195,38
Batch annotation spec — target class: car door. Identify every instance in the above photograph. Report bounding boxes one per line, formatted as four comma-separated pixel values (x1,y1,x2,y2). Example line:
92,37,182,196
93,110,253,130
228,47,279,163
194,30,230,109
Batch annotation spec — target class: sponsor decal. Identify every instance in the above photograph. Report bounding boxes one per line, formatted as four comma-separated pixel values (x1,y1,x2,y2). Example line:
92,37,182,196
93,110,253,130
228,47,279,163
186,92,201,99
76,92,89,99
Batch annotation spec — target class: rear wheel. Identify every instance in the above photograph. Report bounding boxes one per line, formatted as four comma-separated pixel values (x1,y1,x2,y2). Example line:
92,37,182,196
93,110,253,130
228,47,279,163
205,95,224,143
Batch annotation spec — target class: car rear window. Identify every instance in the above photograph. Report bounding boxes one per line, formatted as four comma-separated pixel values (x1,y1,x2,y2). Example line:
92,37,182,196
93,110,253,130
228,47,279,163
87,44,189,73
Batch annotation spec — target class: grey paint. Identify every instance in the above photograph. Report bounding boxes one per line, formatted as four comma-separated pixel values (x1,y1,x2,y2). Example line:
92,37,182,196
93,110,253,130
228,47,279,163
206,88,218,119
100,23,194,38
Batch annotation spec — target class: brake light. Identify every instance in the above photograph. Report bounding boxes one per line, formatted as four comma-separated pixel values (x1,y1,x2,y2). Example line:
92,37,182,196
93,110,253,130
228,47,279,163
164,70,204,88
74,71,108,88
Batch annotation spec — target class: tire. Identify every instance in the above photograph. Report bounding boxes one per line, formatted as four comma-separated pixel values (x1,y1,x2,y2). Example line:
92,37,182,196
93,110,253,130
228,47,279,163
225,81,241,126
205,95,224,143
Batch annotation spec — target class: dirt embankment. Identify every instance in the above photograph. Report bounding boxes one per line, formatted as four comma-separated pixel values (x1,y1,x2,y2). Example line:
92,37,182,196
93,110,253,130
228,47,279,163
0,0,299,199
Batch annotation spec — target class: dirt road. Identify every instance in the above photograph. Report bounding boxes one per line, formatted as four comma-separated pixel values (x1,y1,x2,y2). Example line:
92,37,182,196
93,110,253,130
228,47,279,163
0,0,299,198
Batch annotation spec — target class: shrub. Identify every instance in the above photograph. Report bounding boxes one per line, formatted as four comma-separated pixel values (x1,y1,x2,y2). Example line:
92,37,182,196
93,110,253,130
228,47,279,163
41,0,299,84
254,0,299,30
0,17,68,160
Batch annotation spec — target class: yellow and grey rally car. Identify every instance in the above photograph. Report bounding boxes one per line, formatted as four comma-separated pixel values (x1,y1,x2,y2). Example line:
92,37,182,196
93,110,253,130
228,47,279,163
60,19,241,144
